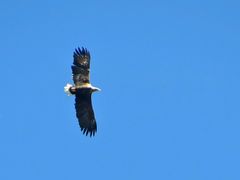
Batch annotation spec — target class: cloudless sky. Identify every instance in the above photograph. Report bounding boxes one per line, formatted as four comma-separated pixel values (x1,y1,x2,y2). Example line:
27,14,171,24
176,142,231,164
0,0,240,179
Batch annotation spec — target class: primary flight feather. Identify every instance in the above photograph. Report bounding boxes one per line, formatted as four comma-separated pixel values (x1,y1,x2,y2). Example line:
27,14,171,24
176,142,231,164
64,47,100,137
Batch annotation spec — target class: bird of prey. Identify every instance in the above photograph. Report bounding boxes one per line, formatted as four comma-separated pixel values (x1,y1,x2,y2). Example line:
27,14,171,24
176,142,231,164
64,47,100,137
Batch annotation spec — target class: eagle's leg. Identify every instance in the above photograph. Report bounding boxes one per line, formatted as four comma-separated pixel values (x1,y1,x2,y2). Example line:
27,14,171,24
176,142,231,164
64,83,76,96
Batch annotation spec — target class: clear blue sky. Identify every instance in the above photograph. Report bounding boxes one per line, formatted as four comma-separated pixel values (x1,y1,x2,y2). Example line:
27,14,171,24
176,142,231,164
0,0,240,179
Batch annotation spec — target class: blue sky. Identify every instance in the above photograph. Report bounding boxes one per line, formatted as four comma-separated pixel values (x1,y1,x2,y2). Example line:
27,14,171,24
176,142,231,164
0,0,240,179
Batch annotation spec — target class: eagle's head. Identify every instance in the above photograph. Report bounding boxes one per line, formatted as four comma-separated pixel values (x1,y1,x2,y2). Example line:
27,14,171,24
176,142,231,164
91,86,101,93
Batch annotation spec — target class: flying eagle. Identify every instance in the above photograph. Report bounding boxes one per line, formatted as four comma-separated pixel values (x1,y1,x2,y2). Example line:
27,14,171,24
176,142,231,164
64,47,100,137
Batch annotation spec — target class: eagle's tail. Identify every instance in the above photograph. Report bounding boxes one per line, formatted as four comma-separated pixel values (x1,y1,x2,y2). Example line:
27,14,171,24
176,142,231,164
64,83,73,96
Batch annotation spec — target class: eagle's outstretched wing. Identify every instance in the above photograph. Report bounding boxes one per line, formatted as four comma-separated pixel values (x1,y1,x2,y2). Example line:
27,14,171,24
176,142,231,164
75,89,97,137
72,47,91,86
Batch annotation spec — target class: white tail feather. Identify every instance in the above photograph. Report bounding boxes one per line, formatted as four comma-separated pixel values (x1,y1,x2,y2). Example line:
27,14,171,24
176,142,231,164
64,83,73,96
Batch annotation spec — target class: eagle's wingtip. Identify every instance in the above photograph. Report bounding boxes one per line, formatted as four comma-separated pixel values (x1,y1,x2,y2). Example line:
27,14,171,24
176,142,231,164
81,127,97,137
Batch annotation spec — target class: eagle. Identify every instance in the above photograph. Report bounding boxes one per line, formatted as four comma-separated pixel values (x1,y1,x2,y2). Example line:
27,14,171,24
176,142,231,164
64,47,100,137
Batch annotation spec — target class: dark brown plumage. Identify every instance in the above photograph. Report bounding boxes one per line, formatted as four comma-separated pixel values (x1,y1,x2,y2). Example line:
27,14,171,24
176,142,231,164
75,88,97,137
65,47,100,137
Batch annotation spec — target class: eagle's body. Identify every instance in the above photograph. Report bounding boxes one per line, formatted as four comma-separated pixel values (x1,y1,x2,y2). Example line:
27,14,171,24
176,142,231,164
64,47,100,137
